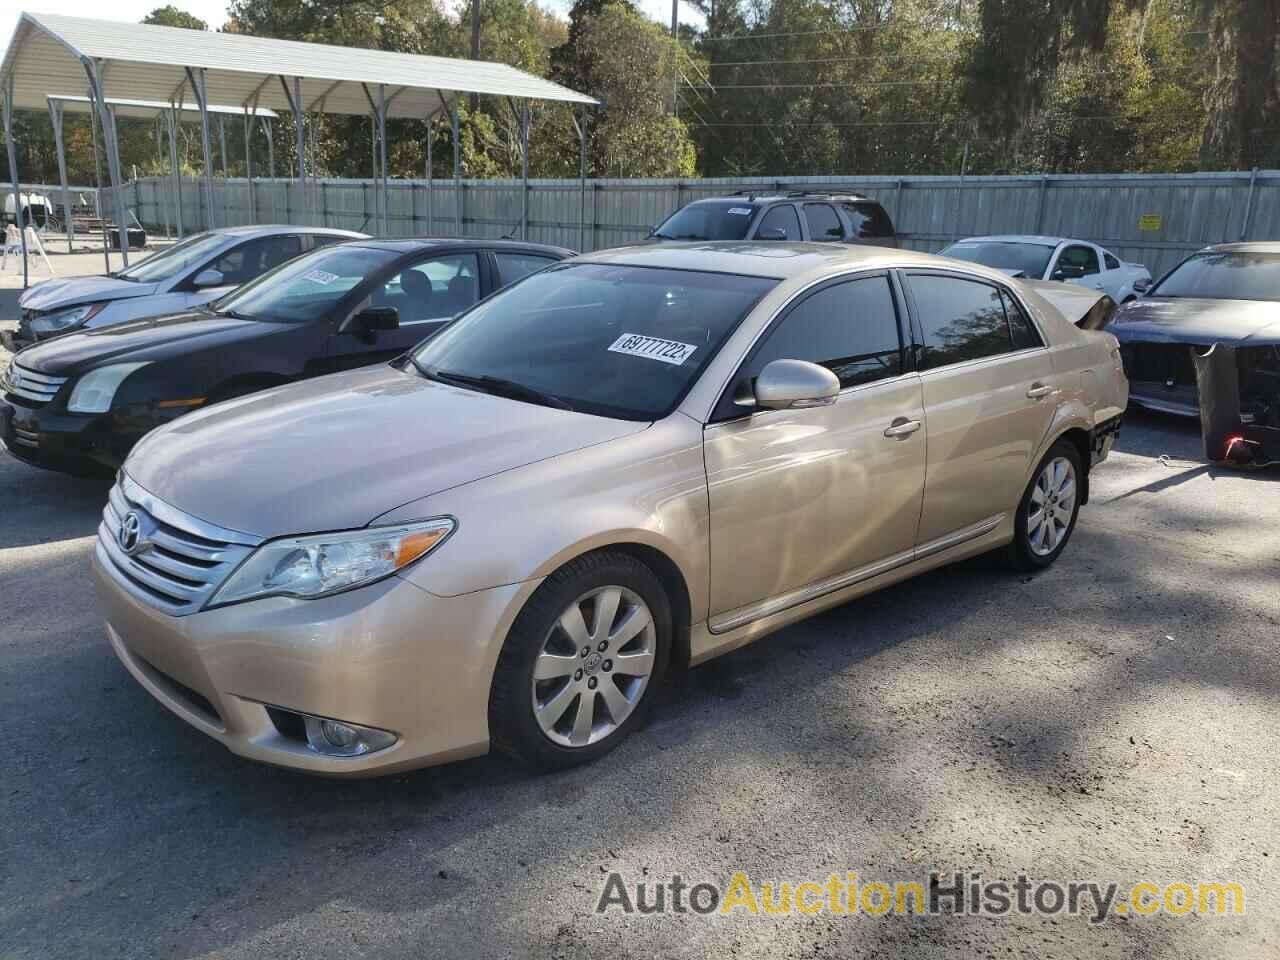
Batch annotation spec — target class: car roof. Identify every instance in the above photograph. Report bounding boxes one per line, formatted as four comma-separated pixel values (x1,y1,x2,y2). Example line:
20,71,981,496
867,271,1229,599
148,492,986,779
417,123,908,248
576,240,999,281
952,235,1079,247
343,237,576,256
685,192,877,205
1201,241,1280,254
210,224,367,239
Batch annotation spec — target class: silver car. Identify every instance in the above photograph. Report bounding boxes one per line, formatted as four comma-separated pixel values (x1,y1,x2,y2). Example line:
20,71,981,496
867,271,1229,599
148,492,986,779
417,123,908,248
5,225,365,350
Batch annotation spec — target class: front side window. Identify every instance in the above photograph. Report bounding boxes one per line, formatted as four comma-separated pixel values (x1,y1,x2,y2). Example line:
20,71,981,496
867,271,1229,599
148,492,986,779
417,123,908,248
653,201,756,241
371,253,480,324
1149,251,1280,302
495,252,558,285
1056,245,1101,278
804,203,844,241
908,275,1016,370
747,276,902,388
755,205,802,241
410,264,776,420
213,245,397,323
115,231,227,283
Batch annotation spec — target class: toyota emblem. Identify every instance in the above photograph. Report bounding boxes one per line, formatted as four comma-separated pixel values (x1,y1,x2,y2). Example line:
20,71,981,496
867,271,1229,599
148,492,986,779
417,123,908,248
118,511,143,555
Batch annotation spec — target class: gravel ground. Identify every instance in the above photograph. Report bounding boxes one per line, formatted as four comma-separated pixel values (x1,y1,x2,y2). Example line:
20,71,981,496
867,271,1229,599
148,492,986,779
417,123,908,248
1,408,1277,959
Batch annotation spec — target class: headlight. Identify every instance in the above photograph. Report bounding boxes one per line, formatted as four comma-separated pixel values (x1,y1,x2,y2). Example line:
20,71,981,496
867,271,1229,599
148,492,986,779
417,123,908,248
31,302,107,335
209,518,455,607
67,362,151,413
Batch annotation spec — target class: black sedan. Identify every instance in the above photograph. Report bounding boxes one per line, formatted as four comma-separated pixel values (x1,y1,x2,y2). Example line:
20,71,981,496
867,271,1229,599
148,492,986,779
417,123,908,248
1110,242,1280,423
0,238,573,475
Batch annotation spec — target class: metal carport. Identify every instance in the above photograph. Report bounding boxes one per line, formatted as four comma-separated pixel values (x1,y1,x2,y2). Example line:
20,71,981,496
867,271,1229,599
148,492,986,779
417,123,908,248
1,11,597,286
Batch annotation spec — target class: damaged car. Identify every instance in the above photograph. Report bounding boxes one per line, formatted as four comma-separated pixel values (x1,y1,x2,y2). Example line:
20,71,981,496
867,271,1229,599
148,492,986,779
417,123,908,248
1109,242,1280,424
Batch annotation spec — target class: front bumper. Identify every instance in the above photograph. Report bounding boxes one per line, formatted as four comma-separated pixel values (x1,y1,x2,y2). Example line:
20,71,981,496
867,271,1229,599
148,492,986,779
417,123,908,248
93,547,538,776
0,397,138,473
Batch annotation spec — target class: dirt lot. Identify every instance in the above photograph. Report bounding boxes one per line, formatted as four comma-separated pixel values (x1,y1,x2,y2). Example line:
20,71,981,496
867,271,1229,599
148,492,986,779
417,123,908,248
1,405,1277,958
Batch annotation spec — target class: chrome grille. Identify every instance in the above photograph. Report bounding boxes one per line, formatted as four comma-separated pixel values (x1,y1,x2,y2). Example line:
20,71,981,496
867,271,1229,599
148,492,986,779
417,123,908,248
96,476,261,616
4,362,67,405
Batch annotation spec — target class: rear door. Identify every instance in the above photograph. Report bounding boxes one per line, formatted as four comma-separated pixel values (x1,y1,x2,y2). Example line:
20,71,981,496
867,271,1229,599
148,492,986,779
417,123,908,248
1049,243,1104,292
901,271,1057,548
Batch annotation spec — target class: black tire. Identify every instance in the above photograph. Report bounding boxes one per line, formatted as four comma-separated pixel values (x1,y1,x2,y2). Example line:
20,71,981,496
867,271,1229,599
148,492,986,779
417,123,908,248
489,549,672,771
1005,439,1084,571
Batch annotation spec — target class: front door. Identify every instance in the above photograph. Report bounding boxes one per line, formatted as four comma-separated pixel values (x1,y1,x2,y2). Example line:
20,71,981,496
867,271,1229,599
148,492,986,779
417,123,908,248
704,273,926,628
901,271,1058,547
329,251,483,370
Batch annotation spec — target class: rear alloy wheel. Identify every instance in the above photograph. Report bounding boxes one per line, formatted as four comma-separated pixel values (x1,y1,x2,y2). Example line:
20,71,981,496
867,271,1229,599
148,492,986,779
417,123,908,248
1006,440,1083,570
489,551,671,770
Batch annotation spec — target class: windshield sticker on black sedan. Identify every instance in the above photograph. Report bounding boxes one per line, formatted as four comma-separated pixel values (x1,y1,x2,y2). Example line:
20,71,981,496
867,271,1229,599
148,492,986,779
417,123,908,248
303,269,340,285
608,333,699,366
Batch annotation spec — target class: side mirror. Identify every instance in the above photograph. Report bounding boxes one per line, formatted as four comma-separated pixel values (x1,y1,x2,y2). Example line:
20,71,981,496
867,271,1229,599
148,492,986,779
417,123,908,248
192,268,225,289
752,359,840,410
1132,278,1152,295
354,306,400,334
756,228,787,241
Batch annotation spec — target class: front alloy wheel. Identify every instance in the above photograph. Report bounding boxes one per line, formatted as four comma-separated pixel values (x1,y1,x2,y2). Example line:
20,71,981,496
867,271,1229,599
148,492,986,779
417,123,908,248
489,550,671,769
532,586,656,747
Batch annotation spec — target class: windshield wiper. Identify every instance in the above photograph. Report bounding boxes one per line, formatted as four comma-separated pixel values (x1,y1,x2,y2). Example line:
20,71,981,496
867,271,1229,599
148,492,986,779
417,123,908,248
421,367,576,412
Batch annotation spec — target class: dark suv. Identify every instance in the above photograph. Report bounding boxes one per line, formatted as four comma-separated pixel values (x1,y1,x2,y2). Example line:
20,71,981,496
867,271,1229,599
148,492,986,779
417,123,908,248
650,192,897,247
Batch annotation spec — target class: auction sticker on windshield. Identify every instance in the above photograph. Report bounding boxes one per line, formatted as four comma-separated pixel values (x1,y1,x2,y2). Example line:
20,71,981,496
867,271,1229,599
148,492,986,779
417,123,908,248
303,269,340,285
608,333,699,366
727,207,753,215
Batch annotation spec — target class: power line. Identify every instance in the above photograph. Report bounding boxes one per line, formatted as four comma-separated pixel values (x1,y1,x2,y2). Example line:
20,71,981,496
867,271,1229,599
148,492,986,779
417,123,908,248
703,23,907,41
688,79,952,89
708,53,958,67
686,114,1145,128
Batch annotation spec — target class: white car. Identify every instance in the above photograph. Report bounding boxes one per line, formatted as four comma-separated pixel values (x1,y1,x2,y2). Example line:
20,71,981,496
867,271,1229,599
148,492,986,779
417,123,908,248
5,225,366,351
941,235,1152,304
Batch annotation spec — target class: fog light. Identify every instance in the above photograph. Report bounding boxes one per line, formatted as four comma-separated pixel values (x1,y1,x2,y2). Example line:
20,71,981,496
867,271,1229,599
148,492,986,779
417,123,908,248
300,714,397,757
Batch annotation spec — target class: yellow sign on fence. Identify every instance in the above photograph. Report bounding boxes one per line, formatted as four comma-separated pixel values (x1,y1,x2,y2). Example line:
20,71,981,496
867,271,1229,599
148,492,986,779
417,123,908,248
1139,214,1163,231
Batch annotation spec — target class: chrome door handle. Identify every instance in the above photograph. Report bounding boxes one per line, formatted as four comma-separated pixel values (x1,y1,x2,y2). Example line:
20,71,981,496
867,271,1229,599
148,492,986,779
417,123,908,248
1026,383,1053,399
883,417,921,439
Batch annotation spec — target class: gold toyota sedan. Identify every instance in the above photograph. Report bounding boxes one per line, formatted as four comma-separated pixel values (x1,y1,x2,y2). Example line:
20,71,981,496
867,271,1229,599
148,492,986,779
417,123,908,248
93,242,1127,775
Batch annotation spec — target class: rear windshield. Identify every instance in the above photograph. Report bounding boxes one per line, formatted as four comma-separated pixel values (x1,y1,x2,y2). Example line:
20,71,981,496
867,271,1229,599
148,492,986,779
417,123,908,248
941,241,1056,279
1150,251,1280,302
654,201,757,241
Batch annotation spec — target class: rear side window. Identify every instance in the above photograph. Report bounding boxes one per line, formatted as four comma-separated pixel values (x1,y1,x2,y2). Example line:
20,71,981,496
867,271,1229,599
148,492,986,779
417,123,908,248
1104,252,1120,270
495,252,558,286
803,203,844,241
907,275,1015,370
843,202,894,239
1000,290,1043,350
755,204,802,241
747,276,902,388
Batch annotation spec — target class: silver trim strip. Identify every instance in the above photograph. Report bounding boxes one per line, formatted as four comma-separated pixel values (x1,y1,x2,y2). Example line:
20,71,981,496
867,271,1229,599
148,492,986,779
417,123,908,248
120,474,262,546
709,513,1006,633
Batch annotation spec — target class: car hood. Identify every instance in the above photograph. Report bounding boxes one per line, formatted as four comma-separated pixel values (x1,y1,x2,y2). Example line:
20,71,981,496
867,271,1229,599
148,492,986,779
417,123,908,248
18,275,157,311
125,365,650,540
14,311,275,376
1108,297,1280,345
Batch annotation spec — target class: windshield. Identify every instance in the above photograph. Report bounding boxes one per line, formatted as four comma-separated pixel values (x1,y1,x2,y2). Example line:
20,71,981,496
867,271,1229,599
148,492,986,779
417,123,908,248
213,245,397,322
941,241,1056,278
116,232,227,283
409,263,777,420
1150,251,1280,302
654,201,757,241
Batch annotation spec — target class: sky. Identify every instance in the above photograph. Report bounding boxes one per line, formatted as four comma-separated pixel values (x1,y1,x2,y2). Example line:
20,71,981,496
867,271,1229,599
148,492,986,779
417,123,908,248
1,0,704,59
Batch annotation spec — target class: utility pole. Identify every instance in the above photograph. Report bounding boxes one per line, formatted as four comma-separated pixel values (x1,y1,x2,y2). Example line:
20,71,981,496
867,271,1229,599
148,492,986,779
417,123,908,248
470,0,481,113
671,0,678,117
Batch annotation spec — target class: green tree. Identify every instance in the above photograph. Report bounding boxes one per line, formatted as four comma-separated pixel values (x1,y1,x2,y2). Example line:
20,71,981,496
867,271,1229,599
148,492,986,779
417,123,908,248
142,6,211,30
